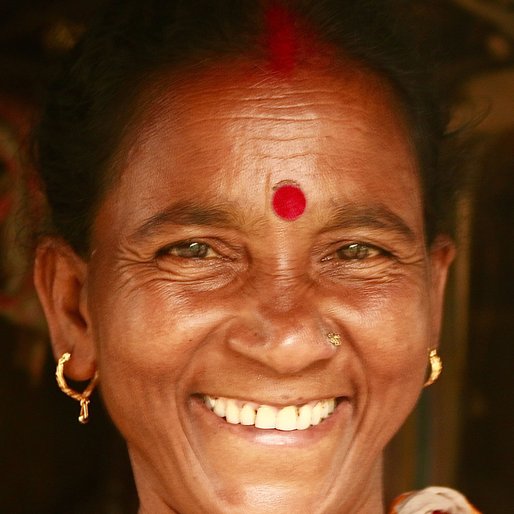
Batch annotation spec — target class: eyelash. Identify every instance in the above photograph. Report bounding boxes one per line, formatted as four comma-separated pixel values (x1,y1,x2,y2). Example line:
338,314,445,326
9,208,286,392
323,242,389,262
156,241,221,260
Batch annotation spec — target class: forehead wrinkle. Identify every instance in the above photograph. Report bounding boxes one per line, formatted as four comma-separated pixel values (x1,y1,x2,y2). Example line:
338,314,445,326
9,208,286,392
173,92,342,124
130,64,398,150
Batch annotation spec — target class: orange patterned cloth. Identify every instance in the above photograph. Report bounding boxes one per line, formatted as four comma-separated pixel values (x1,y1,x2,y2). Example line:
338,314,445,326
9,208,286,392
389,487,481,514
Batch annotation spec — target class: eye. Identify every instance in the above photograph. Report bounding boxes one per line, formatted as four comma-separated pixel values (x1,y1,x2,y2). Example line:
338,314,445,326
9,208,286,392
335,243,384,260
158,241,219,259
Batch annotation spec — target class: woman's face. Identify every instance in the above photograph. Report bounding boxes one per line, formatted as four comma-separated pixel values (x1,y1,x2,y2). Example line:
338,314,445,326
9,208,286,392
75,64,452,512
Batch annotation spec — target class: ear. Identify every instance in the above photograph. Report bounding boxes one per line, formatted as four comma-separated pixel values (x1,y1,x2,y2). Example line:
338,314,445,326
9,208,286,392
428,234,456,348
34,238,97,381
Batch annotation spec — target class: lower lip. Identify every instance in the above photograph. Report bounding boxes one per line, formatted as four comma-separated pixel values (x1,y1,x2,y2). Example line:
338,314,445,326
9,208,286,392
190,396,352,447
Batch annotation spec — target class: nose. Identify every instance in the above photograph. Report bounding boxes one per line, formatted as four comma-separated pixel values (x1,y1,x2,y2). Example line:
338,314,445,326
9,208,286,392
227,298,337,375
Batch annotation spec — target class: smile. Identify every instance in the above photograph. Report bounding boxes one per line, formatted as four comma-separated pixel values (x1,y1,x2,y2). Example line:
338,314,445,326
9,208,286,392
203,395,337,431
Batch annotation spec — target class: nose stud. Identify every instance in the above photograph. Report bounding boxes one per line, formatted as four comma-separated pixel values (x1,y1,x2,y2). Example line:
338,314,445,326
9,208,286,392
327,333,341,347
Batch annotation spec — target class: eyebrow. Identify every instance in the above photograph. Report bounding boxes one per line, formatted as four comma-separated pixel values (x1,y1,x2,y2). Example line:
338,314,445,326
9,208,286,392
323,204,417,242
130,201,236,241
130,200,417,243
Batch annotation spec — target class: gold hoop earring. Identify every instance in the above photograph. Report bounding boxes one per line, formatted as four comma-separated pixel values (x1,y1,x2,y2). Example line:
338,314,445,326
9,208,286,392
327,332,341,347
424,349,442,387
56,352,99,424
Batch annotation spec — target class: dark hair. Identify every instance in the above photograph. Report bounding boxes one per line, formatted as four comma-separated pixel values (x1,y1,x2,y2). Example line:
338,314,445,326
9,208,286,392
34,0,455,255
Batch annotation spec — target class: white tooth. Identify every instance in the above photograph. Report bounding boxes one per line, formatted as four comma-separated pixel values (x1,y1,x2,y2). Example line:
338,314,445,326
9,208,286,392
225,399,240,424
240,403,257,426
311,401,322,425
297,403,313,430
213,397,226,418
209,396,336,428
255,405,278,429
320,399,329,419
276,405,298,431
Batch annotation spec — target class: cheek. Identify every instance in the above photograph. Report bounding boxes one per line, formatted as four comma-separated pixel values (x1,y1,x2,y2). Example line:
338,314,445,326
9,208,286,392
87,272,231,393
341,278,431,391
87,285,207,453
354,284,430,433
336,281,431,459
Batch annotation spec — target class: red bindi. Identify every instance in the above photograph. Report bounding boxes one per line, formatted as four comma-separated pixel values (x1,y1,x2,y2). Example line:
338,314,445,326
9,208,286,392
272,184,306,221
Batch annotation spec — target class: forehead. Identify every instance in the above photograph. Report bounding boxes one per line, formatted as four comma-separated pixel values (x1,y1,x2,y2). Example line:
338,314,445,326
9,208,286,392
107,61,422,232
137,61,411,143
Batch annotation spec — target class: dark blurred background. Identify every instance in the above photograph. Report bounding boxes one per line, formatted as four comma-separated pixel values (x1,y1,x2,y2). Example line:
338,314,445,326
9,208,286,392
0,1,513,512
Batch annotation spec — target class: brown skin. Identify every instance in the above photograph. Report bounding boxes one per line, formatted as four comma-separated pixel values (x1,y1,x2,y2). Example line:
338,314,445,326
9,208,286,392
34,62,455,513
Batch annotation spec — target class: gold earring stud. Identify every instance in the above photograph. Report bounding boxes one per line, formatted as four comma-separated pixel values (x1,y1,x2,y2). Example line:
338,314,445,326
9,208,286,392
55,352,99,424
327,332,341,347
424,348,442,387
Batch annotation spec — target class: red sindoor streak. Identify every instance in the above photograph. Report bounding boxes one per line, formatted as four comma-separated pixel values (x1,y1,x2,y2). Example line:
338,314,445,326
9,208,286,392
265,4,298,73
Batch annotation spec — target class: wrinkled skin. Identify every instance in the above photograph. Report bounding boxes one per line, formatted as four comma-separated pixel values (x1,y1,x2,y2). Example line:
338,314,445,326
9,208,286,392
34,62,454,513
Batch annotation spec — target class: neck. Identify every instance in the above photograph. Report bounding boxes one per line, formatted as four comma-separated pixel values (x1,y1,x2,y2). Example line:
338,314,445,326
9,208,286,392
339,457,385,514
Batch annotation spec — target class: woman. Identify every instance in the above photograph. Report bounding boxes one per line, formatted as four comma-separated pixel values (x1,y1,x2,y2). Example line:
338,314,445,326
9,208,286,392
33,1,479,512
